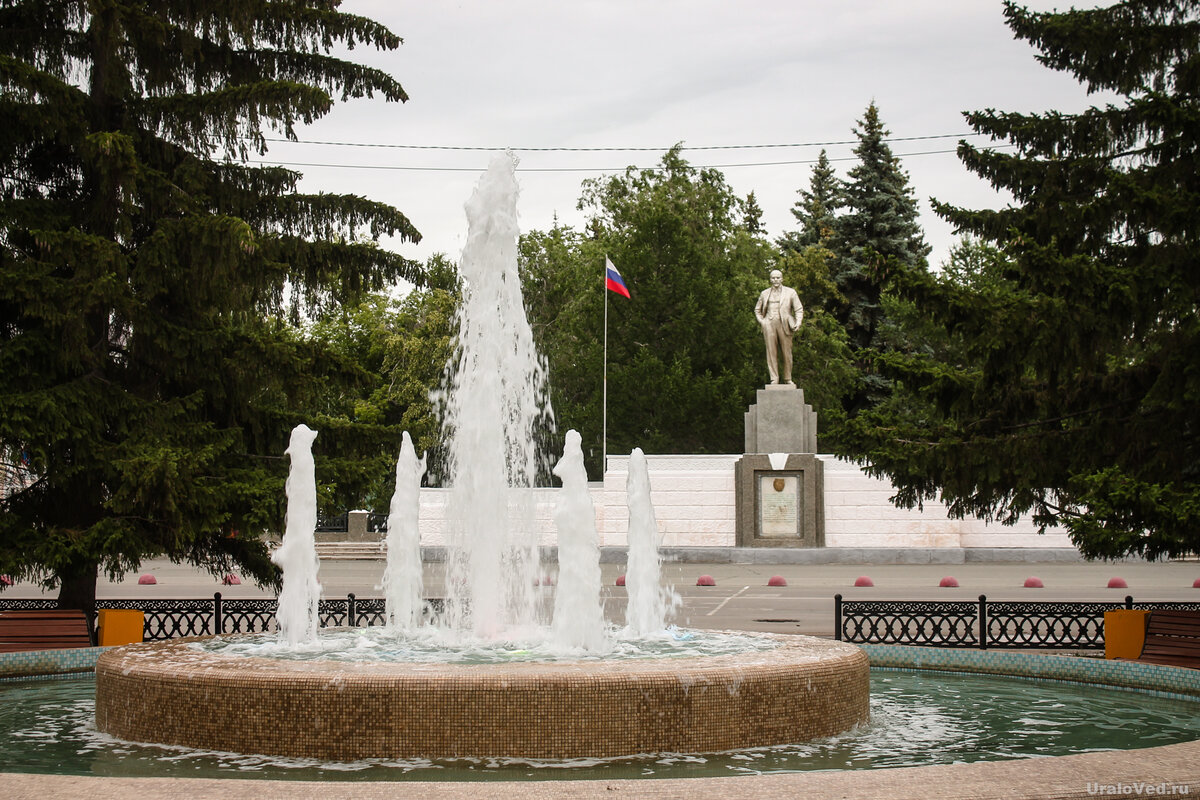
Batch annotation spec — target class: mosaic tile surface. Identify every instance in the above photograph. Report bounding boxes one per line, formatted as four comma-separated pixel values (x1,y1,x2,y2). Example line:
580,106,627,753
0,646,109,681
861,644,1200,699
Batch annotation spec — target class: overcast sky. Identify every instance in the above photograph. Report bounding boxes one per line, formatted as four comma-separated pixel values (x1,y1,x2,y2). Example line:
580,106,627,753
264,1,1104,284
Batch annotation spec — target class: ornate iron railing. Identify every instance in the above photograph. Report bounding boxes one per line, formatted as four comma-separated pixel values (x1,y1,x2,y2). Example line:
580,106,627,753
834,594,1200,650
836,598,979,647
0,593,419,641
315,512,349,532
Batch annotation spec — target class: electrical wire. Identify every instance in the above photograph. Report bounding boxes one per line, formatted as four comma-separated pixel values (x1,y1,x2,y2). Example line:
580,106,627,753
247,143,1016,174
260,132,984,152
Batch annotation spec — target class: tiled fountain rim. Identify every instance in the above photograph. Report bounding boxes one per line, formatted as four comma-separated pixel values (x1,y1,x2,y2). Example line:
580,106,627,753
862,643,1200,701
4,643,1200,799
93,634,871,760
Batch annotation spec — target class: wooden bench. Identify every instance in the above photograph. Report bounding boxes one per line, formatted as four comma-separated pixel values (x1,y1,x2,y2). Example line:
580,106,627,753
1136,610,1200,669
0,609,95,652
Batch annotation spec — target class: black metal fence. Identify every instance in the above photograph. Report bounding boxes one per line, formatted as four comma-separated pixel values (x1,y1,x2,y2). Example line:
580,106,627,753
834,594,1200,650
7,593,1199,649
0,594,398,641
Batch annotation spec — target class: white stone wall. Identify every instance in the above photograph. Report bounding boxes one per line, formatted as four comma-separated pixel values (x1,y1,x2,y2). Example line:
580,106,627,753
411,454,1075,550
820,457,1073,549
600,455,739,547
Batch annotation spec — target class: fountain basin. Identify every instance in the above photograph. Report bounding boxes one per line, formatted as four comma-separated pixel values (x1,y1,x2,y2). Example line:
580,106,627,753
95,633,868,760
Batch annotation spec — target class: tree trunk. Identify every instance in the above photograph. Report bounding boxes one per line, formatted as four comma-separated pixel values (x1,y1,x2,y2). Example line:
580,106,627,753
56,563,98,615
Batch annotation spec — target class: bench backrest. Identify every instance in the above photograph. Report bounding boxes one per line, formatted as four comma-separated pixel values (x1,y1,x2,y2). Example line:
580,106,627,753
0,609,95,652
1139,610,1200,669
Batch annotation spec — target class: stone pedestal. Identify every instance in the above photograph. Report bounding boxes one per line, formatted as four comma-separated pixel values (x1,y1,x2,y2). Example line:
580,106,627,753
744,385,818,454
734,453,825,548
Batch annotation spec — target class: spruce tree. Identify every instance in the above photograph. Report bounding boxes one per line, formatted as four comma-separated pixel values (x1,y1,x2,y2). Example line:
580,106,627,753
778,149,838,253
833,103,930,354
841,0,1200,560
742,191,765,235
0,2,421,608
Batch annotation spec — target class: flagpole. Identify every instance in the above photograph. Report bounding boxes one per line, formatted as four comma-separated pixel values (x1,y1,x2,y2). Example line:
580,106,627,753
602,255,609,477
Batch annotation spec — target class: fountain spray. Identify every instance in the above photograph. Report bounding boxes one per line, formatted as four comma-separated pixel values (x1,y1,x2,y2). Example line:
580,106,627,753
382,431,427,630
624,448,679,635
272,424,321,646
435,154,554,637
550,430,607,650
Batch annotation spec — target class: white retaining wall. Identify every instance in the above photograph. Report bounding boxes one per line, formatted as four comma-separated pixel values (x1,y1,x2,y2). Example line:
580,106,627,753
413,454,1074,551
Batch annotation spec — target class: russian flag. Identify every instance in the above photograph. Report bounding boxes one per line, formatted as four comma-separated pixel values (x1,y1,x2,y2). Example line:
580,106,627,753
605,256,631,299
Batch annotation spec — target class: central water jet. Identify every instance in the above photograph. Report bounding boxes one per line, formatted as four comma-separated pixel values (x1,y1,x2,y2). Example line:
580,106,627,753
435,153,553,638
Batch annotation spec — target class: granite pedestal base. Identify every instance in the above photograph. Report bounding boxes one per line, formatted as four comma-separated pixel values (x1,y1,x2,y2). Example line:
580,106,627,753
744,385,818,454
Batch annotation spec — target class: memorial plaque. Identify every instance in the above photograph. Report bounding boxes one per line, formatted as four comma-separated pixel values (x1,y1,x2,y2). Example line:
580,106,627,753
758,473,801,538
734,454,825,549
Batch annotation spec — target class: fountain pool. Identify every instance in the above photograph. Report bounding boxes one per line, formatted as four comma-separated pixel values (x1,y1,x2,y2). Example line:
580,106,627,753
9,667,1200,780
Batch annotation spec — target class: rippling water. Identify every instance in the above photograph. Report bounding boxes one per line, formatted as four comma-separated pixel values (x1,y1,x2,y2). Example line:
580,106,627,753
190,626,782,663
3,669,1197,781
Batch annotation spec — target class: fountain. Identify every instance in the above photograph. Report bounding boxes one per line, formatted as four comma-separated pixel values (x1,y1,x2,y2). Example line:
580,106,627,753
93,155,869,761
270,424,320,646
381,431,426,631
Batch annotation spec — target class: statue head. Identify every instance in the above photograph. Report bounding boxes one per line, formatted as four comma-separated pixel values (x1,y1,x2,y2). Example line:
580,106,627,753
769,269,783,288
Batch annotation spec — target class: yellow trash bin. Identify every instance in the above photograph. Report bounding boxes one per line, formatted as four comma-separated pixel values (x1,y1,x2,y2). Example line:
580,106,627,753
1103,609,1150,660
97,609,145,646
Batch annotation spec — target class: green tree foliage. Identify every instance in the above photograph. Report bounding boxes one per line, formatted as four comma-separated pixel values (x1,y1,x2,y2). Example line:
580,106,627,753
778,149,839,254
826,103,931,415
742,190,765,235
0,2,421,608
833,103,931,354
309,255,458,499
520,148,772,477
842,1,1200,560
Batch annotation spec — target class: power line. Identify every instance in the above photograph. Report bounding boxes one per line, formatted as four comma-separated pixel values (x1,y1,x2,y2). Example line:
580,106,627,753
248,144,1015,174
261,132,984,152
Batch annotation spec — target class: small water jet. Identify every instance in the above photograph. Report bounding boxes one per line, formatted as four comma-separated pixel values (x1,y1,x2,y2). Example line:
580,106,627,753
381,432,426,631
624,447,679,636
549,430,606,651
270,423,320,646
94,154,869,761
